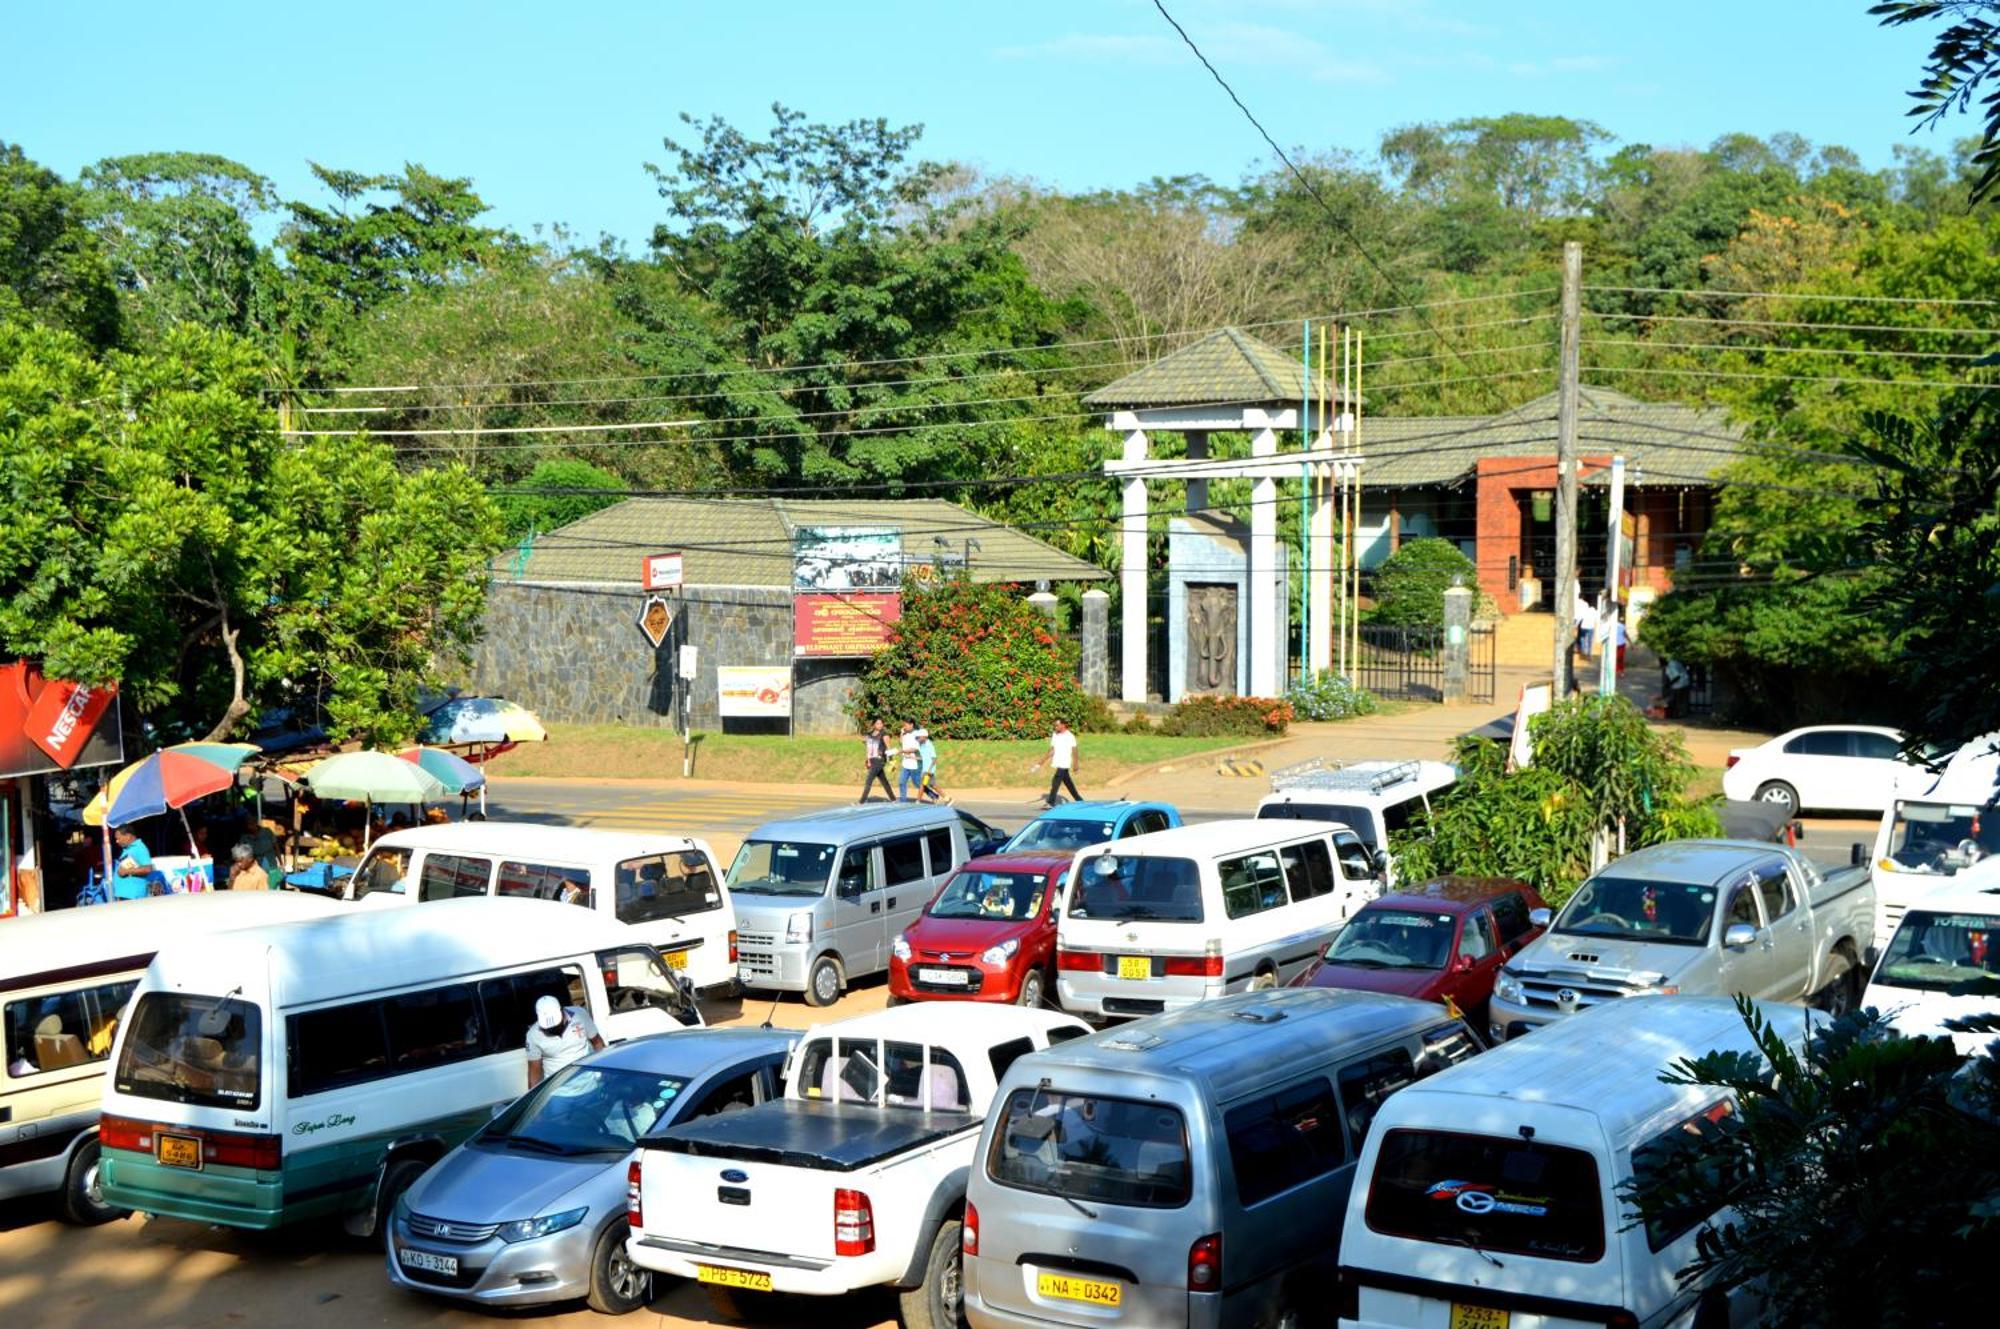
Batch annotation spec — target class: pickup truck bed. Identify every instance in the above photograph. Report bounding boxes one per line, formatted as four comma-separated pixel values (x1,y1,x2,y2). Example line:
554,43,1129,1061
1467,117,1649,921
649,1098,980,1173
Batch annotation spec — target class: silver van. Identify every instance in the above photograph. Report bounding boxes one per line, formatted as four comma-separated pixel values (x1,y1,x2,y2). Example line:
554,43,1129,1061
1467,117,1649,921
963,988,1480,1329
727,804,1009,1006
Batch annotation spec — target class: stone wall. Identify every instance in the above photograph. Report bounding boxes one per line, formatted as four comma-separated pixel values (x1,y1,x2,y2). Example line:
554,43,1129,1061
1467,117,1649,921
474,582,863,735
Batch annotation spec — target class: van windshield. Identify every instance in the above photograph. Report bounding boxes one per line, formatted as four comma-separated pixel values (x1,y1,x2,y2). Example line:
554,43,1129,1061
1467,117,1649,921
1555,876,1715,946
1365,1128,1605,1263
113,992,263,1110
987,1088,1190,1208
1876,909,2000,993
1008,818,1117,852
726,840,836,897
1887,802,2000,874
1259,801,1373,844
1069,856,1203,923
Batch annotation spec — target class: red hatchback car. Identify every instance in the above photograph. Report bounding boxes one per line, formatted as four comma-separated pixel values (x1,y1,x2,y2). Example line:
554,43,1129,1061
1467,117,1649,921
1290,876,1548,1037
889,852,1071,1008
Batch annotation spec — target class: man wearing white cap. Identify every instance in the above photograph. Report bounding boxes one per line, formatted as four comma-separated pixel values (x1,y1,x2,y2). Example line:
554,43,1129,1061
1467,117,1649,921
524,994,604,1088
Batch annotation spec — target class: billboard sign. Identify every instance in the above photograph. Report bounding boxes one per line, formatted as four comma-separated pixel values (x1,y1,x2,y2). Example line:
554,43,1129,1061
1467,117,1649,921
642,552,684,590
718,666,794,718
0,662,123,780
794,593,901,657
792,526,903,593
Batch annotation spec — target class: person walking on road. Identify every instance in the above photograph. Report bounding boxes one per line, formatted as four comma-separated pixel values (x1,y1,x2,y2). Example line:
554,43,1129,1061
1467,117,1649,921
859,719,894,803
525,994,604,1089
897,721,923,802
1032,719,1083,808
916,725,948,804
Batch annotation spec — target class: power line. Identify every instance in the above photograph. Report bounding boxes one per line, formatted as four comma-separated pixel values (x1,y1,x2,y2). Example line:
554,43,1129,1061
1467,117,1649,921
1584,308,2000,338
1583,363,2000,392
1583,284,2000,308
1585,337,1996,363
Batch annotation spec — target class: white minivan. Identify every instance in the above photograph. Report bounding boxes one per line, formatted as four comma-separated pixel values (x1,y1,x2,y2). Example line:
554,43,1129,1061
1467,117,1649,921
98,896,700,1236
343,823,737,993
1338,996,1810,1329
1056,820,1382,1020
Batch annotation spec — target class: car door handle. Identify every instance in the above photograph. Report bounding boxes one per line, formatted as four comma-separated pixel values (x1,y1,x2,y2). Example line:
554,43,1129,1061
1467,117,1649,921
887,897,898,909
870,901,881,914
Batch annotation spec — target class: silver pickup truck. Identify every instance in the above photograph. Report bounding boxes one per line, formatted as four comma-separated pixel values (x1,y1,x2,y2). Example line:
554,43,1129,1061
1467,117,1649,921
1486,839,1876,1042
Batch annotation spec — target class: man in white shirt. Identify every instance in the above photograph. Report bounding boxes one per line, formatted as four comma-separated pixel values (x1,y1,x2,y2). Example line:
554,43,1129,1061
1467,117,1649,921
1034,720,1083,808
897,721,923,802
1572,589,1598,664
525,994,604,1088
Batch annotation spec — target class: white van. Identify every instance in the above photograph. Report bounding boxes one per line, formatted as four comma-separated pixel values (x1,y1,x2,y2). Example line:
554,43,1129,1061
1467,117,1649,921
1257,760,1455,883
343,823,737,993
0,892,338,1224
1056,820,1382,1020
1338,996,1810,1329
97,896,700,1235
1864,887,2000,1054
1868,734,2000,951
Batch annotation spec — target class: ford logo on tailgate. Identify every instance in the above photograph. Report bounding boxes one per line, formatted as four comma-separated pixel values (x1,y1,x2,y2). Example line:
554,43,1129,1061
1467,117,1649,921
721,1169,749,1183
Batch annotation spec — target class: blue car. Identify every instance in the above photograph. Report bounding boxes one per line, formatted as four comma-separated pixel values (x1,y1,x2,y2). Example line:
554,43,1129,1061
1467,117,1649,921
1003,799,1181,853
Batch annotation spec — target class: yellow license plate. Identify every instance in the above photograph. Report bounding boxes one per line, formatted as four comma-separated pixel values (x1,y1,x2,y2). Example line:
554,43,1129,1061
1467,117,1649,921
1117,955,1151,980
1450,1304,1510,1329
156,1133,202,1170
1038,1272,1122,1306
696,1264,772,1292
664,949,688,971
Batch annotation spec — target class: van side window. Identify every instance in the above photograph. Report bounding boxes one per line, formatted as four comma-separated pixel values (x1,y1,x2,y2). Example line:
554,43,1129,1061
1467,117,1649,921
987,1036,1035,1083
351,848,411,900
1755,861,1795,923
924,827,954,876
883,835,927,887
5,977,138,1076
1337,1050,1416,1149
1224,1077,1347,1206
1220,851,1287,919
499,861,592,908
1490,892,1533,944
1631,1099,1742,1251
289,1005,390,1096
384,983,483,1071
476,965,587,1055
1381,801,1416,836
1278,839,1336,901
837,847,873,897
616,853,718,924
1332,831,1375,879
418,853,492,903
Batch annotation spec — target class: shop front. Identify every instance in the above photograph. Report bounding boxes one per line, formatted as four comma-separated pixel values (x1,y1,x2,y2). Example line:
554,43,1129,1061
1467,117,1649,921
0,661,125,917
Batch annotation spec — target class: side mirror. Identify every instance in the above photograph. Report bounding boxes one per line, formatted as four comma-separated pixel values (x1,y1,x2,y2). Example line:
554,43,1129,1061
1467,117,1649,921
1723,922,1757,950
1527,907,1553,929
1850,843,1867,867
1371,849,1390,875
838,878,864,900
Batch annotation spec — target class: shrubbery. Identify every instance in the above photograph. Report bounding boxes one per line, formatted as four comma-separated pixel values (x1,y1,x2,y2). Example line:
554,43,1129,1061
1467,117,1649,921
1157,694,1293,737
1370,537,1478,627
1285,672,1380,721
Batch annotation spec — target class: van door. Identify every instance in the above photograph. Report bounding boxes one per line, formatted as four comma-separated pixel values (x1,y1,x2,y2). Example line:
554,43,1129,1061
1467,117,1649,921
879,833,933,967
1328,830,1383,922
829,845,887,978
1274,838,1343,980
594,946,699,1039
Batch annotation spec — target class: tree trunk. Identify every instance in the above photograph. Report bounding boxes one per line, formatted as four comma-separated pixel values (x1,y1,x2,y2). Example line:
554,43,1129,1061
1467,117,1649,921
202,609,253,743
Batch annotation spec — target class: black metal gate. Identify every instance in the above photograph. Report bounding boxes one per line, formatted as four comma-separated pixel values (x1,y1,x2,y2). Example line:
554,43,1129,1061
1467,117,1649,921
1354,624,1496,704
1469,623,1496,703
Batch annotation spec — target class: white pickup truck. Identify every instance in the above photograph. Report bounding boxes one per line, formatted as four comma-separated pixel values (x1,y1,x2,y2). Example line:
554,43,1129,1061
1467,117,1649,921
625,1003,1088,1328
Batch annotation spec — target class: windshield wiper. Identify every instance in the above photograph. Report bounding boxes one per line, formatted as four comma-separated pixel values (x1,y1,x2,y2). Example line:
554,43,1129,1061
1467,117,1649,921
1045,1166,1099,1220
1439,1233,1506,1269
505,1135,582,1156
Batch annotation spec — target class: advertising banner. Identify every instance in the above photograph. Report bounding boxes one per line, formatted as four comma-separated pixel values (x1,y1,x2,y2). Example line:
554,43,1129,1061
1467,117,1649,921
642,552,684,590
792,526,903,593
794,593,901,657
0,662,124,780
717,666,794,718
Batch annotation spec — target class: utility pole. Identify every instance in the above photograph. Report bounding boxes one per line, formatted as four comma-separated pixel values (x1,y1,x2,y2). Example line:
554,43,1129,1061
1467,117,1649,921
1552,241,1583,699
1599,454,1626,698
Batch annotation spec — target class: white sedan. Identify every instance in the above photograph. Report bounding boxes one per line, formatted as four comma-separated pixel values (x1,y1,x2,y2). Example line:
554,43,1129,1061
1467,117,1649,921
1721,724,1927,816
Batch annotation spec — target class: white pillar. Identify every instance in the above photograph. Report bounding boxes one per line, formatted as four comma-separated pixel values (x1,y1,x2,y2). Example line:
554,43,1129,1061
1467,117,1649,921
1120,426,1150,703
1249,424,1279,697
1309,445,1335,676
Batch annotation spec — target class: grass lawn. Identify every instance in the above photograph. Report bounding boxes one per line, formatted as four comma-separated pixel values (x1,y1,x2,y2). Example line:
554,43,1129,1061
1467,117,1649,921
486,726,1258,786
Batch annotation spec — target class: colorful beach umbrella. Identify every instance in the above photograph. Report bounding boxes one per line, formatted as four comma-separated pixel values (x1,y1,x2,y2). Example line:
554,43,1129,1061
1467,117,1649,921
300,750,447,805
83,744,259,828
395,746,486,795
420,697,548,747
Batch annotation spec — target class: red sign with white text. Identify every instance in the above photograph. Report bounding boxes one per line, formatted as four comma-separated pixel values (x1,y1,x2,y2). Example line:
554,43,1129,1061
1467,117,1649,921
0,662,124,779
794,593,901,657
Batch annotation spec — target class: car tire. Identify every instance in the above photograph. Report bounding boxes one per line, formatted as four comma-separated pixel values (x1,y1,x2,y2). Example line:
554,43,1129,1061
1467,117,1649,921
1814,950,1860,1017
586,1219,652,1314
805,956,843,1008
1248,967,1278,992
1755,781,1799,815
59,1137,126,1226
898,1218,966,1329
1016,970,1046,1008
372,1158,428,1249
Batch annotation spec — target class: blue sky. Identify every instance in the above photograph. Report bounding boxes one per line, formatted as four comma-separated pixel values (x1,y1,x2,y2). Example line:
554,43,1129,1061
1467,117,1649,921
3,1,1951,245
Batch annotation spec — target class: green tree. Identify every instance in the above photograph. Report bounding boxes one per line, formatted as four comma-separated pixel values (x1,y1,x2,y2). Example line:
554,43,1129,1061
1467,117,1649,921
491,458,628,538
0,142,119,348
1369,537,1479,627
1875,0,2000,202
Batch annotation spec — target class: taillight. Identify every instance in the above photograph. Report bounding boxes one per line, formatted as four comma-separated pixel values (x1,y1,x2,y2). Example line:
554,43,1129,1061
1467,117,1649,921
1056,949,1098,972
729,930,739,963
834,1188,875,1256
1164,954,1224,978
1725,754,1740,769
1188,1232,1222,1291
204,1129,282,1171
99,1115,156,1154
1607,1313,1639,1329
627,1159,643,1227
961,1201,979,1256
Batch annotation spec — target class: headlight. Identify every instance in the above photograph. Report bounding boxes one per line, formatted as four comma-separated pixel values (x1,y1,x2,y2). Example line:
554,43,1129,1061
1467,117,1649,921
499,1206,588,1244
892,934,911,962
982,938,1020,966
785,912,812,943
1495,971,1524,1005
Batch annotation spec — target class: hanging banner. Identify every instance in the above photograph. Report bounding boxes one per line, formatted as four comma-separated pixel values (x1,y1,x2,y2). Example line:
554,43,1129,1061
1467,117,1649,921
792,526,903,593
718,666,794,718
0,662,123,779
794,593,901,657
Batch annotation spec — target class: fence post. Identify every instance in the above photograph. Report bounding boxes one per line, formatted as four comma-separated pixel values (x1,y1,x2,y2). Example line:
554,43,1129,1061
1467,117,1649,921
1442,582,1472,703
1080,590,1110,698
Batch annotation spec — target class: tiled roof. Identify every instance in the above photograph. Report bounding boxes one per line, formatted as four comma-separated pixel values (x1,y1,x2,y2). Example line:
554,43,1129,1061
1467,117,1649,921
1359,386,1743,489
1083,326,1341,409
496,497,1108,587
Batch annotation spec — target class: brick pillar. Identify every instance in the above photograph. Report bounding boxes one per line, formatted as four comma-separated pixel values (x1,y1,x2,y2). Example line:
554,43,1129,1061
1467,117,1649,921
1081,590,1109,697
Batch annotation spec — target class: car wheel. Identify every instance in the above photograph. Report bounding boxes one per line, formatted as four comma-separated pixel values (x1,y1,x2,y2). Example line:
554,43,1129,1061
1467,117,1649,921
1016,970,1046,1008
1814,951,1859,1017
59,1138,127,1226
1248,967,1278,992
373,1159,428,1249
1755,781,1799,815
806,956,843,1008
898,1218,966,1329
586,1219,653,1314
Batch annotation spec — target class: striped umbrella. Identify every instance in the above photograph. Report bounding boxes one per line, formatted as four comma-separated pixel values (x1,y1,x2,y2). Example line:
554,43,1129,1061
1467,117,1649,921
420,697,548,747
395,746,486,795
84,743,260,828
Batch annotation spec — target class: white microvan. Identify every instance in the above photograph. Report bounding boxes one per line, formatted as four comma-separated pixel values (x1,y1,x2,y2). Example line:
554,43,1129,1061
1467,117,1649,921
1056,820,1382,1020
97,897,700,1235
0,892,338,1224
343,823,737,993
1864,887,2000,1055
1338,996,1810,1329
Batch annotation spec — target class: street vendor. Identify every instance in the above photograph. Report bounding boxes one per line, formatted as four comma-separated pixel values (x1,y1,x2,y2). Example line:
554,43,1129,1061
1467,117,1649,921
112,826,156,899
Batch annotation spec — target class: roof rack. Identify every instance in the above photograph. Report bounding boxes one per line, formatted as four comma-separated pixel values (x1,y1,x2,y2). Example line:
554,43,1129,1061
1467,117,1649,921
1269,758,1423,795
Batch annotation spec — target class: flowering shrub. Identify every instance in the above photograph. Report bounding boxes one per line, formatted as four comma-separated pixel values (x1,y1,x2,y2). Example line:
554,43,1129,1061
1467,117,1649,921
1285,672,1380,721
849,575,1091,739
1158,694,1293,737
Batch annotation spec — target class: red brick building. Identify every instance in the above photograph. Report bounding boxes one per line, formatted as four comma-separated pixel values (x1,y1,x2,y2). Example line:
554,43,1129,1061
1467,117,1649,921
1358,387,1736,613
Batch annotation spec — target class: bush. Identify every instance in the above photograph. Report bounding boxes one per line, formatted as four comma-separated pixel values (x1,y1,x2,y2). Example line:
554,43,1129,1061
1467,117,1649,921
491,458,627,538
1075,693,1119,734
1158,694,1293,737
1371,537,1478,627
1121,712,1156,734
849,575,1090,739
1285,672,1380,721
